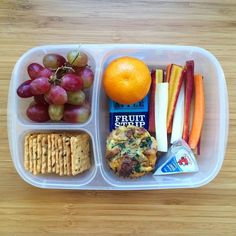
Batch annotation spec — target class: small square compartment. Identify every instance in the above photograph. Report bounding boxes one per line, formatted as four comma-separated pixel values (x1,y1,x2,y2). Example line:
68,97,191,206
12,129,97,189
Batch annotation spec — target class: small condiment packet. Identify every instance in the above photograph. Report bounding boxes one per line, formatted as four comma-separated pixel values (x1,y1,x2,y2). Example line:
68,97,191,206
153,139,199,175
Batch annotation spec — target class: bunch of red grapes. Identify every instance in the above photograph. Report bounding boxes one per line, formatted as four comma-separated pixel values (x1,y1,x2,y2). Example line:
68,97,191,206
17,50,94,123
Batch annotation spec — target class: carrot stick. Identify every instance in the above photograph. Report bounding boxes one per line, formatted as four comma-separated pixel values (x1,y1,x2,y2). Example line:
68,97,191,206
156,69,164,84
166,64,173,133
148,70,156,133
197,136,201,155
148,69,164,133
182,60,194,142
167,122,172,133
166,64,184,132
165,64,172,82
188,74,205,149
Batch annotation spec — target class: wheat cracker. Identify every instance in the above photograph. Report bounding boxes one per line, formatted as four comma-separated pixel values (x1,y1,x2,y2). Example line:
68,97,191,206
70,134,91,175
41,135,48,174
24,134,30,171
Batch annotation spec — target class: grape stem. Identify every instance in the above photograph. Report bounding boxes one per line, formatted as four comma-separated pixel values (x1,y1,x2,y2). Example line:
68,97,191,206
71,51,81,65
49,65,75,85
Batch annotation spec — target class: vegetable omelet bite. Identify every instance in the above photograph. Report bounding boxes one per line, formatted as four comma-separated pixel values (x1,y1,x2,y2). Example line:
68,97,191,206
105,125,157,178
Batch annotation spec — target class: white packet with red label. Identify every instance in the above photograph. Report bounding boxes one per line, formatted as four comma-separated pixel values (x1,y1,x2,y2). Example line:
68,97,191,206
153,139,199,176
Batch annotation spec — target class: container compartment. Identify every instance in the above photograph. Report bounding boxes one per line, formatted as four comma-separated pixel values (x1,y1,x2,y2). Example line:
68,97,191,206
97,45,228,189
11,127,97,189
12,45,97,126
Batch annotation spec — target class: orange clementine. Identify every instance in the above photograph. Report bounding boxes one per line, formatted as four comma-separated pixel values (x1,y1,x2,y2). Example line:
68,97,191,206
103,56,151,105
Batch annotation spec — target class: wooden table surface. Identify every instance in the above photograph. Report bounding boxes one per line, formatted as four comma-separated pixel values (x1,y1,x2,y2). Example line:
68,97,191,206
1,0,236,235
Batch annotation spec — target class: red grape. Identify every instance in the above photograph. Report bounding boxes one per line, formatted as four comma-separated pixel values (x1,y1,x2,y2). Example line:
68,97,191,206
17,80,33,98
26,102,50,122
43,54,66,70
30,77,50,95
45,85,68,105
61,73,83,91
79,67,94,88
34,95,48,105
48,104,64,121
27,63,43,79
44,94,53,104
39,68,53,78
63,103,90,123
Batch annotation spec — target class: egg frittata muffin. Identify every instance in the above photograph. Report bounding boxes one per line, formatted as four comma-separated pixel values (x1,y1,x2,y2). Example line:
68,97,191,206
106,125,157,178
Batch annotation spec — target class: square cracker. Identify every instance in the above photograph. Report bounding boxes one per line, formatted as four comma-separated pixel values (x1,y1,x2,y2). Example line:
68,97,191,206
47,134,52,173
51,134,56,173
28,134,37,174
62,136,71,175
36,134,43,173
54,134,60,175
57,135,64,176
28,134,33,173
32,136,38,175
65,135,71,175
70,134,91,176
41,135,48,174
24,134,30,171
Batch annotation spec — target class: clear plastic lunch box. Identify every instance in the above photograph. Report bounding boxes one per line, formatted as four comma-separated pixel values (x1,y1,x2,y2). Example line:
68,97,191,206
8,44,229,190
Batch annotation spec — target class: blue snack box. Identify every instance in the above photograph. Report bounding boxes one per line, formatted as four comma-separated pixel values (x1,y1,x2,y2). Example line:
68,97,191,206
109,95,149,131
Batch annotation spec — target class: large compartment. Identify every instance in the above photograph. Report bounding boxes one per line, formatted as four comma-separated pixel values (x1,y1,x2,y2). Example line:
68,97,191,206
97,45,228,189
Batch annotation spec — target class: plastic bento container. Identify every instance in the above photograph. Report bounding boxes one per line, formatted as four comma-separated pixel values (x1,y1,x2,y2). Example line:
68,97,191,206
8,44,229,190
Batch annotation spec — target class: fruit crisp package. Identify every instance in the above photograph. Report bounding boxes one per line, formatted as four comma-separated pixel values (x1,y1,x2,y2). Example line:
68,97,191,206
109,95,149,131
153,139,199,175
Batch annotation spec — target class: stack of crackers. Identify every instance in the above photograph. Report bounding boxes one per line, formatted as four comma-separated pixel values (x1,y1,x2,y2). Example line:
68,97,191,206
24,133,91,176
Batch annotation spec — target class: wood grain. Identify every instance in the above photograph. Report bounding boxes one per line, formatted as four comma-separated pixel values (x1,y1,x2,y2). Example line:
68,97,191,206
0,0,236,235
